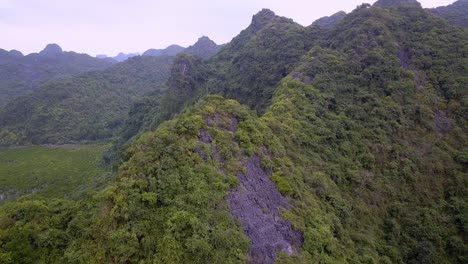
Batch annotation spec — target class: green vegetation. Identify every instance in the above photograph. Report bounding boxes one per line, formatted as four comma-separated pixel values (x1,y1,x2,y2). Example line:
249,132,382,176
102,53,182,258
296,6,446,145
0,1,467,263
0,145,109,203
311,11,347,29
0,56,174,145
0,37,224,147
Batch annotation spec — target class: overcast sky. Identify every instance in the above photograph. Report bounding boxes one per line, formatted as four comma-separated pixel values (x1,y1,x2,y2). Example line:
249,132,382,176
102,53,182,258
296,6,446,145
0,0,456,56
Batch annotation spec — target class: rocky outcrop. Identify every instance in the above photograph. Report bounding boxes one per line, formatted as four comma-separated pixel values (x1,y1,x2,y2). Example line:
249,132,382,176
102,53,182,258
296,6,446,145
197,111,302,263
227,156,302,264
434,110,452,135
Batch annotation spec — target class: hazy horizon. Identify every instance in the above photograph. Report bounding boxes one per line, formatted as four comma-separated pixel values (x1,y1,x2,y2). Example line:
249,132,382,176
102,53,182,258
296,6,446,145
0,0,457,56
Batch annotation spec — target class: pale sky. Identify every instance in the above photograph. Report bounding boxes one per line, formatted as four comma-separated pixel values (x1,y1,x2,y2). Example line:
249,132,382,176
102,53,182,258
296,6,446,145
0,0,457,56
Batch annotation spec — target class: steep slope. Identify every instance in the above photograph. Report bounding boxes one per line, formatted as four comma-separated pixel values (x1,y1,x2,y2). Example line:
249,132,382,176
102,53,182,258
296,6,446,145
0,44,113,104
0,56,174,145
107,9,320,164
106,53,209,164
430,0,468,28
205,9,315,110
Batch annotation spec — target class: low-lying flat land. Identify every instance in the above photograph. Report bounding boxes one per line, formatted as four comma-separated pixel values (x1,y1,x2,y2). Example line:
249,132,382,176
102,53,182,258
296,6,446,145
0,144,109,204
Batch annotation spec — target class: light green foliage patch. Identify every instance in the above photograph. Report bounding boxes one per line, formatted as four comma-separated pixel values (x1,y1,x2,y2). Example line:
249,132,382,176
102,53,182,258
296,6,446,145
0,145,108,203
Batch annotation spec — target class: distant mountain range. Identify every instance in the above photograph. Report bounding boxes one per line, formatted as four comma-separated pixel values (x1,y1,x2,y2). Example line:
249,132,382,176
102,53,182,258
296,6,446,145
97,36,222,62
0,37,224,145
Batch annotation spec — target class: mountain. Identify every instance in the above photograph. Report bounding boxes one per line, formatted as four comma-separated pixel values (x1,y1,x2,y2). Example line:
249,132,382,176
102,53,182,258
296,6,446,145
0,56,174,145
143,38,222,60
185,36,222,60
373,0,422,8
205,9,316,110
112,52,140,62
311,11,347,28
0,44,113,105
1,3,468,264
143,44,185,57
0,36,224,147
429,0,468,28
106,9,317,163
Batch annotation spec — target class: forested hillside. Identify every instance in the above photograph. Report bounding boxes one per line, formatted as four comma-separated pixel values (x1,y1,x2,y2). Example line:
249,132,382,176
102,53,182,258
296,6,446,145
143,36,221,60
0,44,113,105
0,37,223,146
0,1,467,263
0,55,174,145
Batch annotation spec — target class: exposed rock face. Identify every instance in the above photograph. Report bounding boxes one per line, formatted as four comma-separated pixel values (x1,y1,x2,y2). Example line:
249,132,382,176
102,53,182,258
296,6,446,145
227,156,302,264
434,110,452,135
397,48,425,90
197,113,302,263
